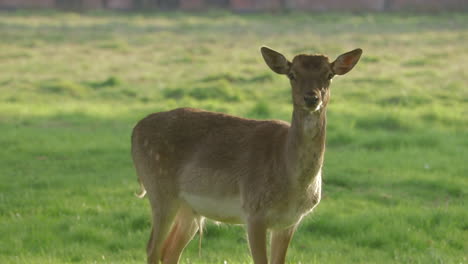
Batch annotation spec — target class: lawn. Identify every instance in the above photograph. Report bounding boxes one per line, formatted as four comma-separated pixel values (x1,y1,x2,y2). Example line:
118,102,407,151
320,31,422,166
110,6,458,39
0,10,466,264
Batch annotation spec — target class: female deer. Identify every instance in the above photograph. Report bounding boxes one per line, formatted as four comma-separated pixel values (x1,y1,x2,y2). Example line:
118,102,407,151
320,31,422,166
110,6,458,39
131,47,362,264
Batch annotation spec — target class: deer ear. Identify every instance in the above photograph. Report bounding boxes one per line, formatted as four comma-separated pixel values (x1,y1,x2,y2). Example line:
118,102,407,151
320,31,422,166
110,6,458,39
332,48,362,75
261,46,291,75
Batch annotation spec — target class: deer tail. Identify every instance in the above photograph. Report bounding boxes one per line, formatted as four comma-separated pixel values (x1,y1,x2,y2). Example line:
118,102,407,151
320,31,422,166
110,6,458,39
197,217,205,258
135,178,147,198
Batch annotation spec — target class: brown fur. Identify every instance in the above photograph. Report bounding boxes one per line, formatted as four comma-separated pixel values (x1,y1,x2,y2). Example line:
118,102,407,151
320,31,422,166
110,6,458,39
131,47,362,264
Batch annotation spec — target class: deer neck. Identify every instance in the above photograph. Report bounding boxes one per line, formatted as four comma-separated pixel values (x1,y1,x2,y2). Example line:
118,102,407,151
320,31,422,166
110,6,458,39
286,107,327,187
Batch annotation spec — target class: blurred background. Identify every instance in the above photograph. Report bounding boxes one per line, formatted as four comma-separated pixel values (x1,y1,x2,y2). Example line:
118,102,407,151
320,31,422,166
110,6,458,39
0,0,467,11
0,1,466,264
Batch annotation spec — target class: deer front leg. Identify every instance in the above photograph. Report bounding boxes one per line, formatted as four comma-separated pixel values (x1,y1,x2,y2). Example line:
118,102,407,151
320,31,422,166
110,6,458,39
270,225,297,264
247,217,268,264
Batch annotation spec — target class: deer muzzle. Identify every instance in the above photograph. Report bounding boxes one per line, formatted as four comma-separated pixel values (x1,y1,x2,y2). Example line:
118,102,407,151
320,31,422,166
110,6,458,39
304,94,322,111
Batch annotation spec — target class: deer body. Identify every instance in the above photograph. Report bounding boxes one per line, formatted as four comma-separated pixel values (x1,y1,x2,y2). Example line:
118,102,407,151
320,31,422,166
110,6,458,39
132,47,362,264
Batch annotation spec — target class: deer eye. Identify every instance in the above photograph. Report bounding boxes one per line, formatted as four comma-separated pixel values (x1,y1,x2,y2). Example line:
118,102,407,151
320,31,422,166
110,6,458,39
287,72,296,81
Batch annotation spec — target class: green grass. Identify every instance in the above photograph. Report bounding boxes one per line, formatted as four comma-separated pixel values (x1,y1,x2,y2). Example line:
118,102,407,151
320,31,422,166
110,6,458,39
0,10,467,264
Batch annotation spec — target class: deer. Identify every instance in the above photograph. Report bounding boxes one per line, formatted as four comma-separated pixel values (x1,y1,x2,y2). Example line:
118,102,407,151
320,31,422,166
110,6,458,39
131,46,362,264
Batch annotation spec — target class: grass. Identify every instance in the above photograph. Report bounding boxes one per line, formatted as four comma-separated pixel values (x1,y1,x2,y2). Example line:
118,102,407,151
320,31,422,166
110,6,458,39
0,10,467,264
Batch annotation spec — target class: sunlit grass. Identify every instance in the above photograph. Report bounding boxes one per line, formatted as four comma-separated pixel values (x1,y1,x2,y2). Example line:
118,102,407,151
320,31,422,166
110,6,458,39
0,10,466,264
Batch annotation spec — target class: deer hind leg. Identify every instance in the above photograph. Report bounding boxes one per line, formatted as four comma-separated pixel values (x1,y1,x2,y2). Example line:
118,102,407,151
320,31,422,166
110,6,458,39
146,196,179,264
161,205,202,264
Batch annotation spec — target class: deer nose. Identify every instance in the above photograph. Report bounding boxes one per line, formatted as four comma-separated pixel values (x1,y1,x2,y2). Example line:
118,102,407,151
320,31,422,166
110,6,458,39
304,95,320,108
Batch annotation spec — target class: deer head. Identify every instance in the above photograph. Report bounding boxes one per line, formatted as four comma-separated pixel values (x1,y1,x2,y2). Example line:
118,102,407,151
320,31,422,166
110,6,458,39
261,47,362,113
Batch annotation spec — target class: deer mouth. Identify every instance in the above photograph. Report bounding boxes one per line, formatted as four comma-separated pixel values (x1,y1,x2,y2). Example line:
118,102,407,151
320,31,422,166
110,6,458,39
313,101,323,112
303,100,323,113
303,93,323,112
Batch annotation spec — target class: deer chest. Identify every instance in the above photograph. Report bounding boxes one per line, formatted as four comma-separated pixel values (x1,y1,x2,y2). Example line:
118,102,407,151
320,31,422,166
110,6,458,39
266,172,322,229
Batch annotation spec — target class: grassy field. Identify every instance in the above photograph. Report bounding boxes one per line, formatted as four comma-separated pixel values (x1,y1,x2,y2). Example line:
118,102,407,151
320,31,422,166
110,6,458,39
0,10,467,264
